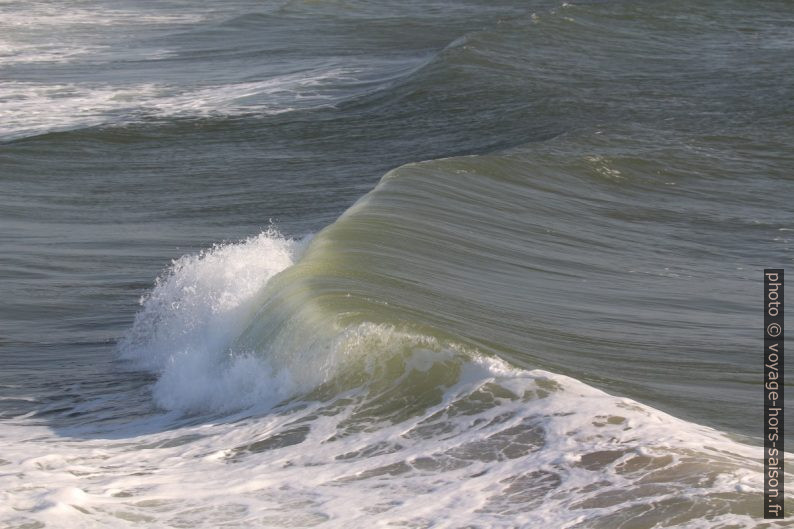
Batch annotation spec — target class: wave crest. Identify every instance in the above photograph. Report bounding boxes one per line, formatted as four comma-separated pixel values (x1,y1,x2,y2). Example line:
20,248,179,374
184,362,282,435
118,229,307,413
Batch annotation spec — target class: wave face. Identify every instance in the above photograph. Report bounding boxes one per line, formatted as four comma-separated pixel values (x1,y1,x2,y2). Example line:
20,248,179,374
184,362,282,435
234,137,790,439
1,0,794,527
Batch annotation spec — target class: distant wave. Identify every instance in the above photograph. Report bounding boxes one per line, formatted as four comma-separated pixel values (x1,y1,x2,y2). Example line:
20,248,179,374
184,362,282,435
0,62,421,141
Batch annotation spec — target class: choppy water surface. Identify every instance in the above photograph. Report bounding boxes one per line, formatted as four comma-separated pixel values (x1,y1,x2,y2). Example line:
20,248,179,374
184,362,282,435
1,0,793,527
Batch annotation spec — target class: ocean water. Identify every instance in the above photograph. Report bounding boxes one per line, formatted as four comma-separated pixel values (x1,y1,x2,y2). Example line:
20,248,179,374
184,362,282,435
1,0,793,527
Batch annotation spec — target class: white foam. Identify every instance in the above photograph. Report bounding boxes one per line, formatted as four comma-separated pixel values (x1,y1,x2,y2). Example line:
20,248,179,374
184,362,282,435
0,4,205,29
0,343,786,528
0,67,366,141
119,229,309,414
0,1,208,66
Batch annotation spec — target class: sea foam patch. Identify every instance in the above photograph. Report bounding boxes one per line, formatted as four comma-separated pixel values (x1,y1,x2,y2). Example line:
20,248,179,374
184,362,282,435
0,346,784,529
0,67,367,141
